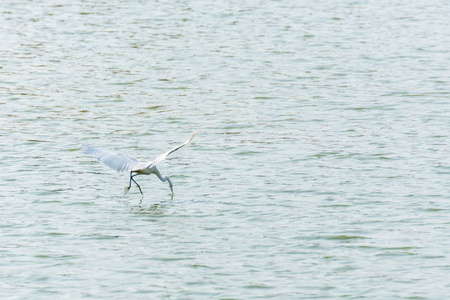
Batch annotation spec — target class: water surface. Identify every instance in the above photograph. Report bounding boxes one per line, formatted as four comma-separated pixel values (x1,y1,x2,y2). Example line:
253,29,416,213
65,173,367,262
1,0,450,298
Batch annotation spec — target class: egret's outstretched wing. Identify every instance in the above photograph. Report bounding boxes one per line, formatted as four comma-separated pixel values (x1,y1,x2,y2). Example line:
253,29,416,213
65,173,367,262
151,129,198,167
85,146,141,173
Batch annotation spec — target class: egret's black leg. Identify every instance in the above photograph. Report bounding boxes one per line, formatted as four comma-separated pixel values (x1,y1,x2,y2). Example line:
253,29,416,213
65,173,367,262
131,176,144,195
124,172,134,195
124,172,144,195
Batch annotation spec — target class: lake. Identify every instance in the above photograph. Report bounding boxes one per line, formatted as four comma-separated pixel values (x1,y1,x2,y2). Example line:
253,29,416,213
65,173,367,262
1,0,449,298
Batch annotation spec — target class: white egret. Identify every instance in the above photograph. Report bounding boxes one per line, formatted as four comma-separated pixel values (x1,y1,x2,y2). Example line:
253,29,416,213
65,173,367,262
85,129,198,196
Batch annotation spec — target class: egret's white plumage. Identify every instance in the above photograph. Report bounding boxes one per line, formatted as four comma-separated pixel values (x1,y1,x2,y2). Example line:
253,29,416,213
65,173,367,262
84,147,140,173
85,129,198,196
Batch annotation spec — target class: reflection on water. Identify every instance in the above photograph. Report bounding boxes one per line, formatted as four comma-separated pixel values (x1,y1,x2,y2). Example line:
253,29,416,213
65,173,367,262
1,0,450,298
129,203,168,215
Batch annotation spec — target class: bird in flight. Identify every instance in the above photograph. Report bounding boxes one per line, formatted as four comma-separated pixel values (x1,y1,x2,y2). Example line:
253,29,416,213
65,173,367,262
85,129,198,196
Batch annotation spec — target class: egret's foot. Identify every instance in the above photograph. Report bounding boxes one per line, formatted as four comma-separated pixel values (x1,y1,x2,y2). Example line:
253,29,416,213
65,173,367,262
170,192,174,200
124,186,131,195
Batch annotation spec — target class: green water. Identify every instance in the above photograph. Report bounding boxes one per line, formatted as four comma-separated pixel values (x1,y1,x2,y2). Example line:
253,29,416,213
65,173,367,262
1,0,449,298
